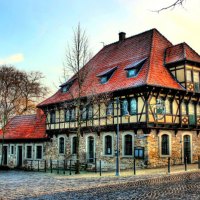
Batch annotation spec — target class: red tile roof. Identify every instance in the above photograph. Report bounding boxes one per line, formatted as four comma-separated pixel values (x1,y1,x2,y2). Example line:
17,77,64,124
38,29,193,107
165,42,200,64
0,110,47,140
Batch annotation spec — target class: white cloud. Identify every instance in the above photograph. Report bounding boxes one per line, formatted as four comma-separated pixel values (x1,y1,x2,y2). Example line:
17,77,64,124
0,53,24,65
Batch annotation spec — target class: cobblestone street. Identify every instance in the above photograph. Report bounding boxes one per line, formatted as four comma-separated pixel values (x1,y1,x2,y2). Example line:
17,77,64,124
0,170,200,200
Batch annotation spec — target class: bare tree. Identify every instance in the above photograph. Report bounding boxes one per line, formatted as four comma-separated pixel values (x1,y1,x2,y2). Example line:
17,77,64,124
153,0,185,12
0,65,48,166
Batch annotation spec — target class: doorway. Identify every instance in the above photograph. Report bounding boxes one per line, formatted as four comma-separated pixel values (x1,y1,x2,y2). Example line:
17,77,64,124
2,146,8,165
183,135,191,164
17,146,23,167
88,136,94,163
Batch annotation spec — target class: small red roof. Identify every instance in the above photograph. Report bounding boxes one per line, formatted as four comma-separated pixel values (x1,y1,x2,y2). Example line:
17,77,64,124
0,110,47,140
165,42,200,64
38,29,191,107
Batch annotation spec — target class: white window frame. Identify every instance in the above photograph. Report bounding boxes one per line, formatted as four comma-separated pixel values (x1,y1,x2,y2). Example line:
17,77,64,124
35,144,43,160
25,144,33,159
122,132,134,157
58,136,66,155
103,133,114,157
159,132,171,157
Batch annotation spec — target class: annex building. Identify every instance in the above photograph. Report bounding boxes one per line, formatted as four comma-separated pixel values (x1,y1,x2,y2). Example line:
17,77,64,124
1,29,200,170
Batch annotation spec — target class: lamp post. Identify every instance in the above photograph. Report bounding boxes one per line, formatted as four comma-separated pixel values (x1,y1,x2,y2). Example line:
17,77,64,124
107,97,130,176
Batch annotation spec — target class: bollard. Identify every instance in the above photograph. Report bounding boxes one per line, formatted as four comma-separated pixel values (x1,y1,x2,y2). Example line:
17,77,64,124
185,157,187,171
63,160,66,174
168,157,171,174
95,153,97,173
133,158,136,175
99,160,102,176
44,160,47,173
70,159,72,175
50,159,53,173
38,160,40,172
57,160,59,174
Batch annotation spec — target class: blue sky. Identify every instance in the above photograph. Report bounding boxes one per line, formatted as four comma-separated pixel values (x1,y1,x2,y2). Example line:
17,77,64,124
0,0,200,95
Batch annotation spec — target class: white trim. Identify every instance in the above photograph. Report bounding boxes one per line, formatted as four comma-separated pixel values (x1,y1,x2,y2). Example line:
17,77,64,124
58,135,66,155
25,144,33,159
122,132,134,157
159,131,171,157
182,132,193,163
102,132,114,157
35,144,43,160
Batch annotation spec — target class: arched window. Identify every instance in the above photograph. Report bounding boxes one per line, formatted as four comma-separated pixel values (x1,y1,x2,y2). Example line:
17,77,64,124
105,135,112,155
59,137,65,154
72,136,77,154
161,134,169,155
124,134,132,156
130,98,137,115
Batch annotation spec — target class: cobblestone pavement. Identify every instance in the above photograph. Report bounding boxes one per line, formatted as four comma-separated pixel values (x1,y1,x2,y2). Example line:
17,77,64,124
0,170,200,200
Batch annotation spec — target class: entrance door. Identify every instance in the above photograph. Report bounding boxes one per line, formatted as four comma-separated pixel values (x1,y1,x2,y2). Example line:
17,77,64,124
2,146,8,165
17,146,23,167
184,135,191,163
88,136,94,163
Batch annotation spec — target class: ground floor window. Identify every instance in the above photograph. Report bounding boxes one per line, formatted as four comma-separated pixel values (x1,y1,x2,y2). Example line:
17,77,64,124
124,134,133,156
161,134,169,155
26,145,32,159
36,145,43,159
58,137,65,154
10,145,14,155
134,147,144,159
105,135,112,155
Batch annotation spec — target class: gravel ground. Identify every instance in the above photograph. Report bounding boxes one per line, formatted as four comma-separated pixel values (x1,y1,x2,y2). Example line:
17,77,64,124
0,169,200,200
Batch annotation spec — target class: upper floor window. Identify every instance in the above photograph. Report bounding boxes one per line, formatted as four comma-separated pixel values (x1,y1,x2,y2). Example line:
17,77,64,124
124,134,133,156
104,135,112,155
82,107,87,120
186,70,192,82
130,98,137,115
65,110,70,122
165,99,172,114
59,137,65,154
121,99,129,116
194,71,200,92
161,134,169,156
50,111,56,123
97,66,118,84
107,102,113,116
88,105,93,119
71,108,75,121
124,57,147,78
182,102,188,115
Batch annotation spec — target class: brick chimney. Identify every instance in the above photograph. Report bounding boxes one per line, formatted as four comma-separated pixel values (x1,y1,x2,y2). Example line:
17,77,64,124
119,32,126,42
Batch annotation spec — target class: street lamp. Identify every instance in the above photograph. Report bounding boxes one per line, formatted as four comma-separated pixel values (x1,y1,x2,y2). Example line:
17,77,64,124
107,97,130,176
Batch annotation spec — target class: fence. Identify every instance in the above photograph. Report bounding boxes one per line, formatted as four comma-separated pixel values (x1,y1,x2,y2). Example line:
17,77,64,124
23,156,200,177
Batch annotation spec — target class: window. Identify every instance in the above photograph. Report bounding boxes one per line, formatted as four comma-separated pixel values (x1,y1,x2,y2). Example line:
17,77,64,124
161,134,169,155
127,68,138,78
88,105,93,119
36,145,43,159
26,145,32,159
182,102,188,115
107,102,113,116
10,145,14,155
105,135,112,155
82,107,87,120
134,147,144,159
186,70,192,82
121,99,129,116
194,71,200,92
124,134,133,156
59,137,65,154
72,136,77,154
71,108,75,121
100,76,108,84
61,85,69,93
165,99,172,114
65,110,70,122
50,111,56,123
130,98,137,115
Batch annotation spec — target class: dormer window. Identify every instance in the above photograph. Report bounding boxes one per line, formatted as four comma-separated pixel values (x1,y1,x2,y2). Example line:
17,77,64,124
97,66,118,84
124,57,147,78
59,77,76,93
62,85,69,93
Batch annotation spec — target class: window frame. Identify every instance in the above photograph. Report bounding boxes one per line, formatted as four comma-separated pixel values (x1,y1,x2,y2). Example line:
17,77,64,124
103,134,113,156
159,133,171,157
58,136,65,155
35,145,43,160
71,136,77,154
50,111,56,123
25,144,33,159
122,133,134,157
134,147,144,159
